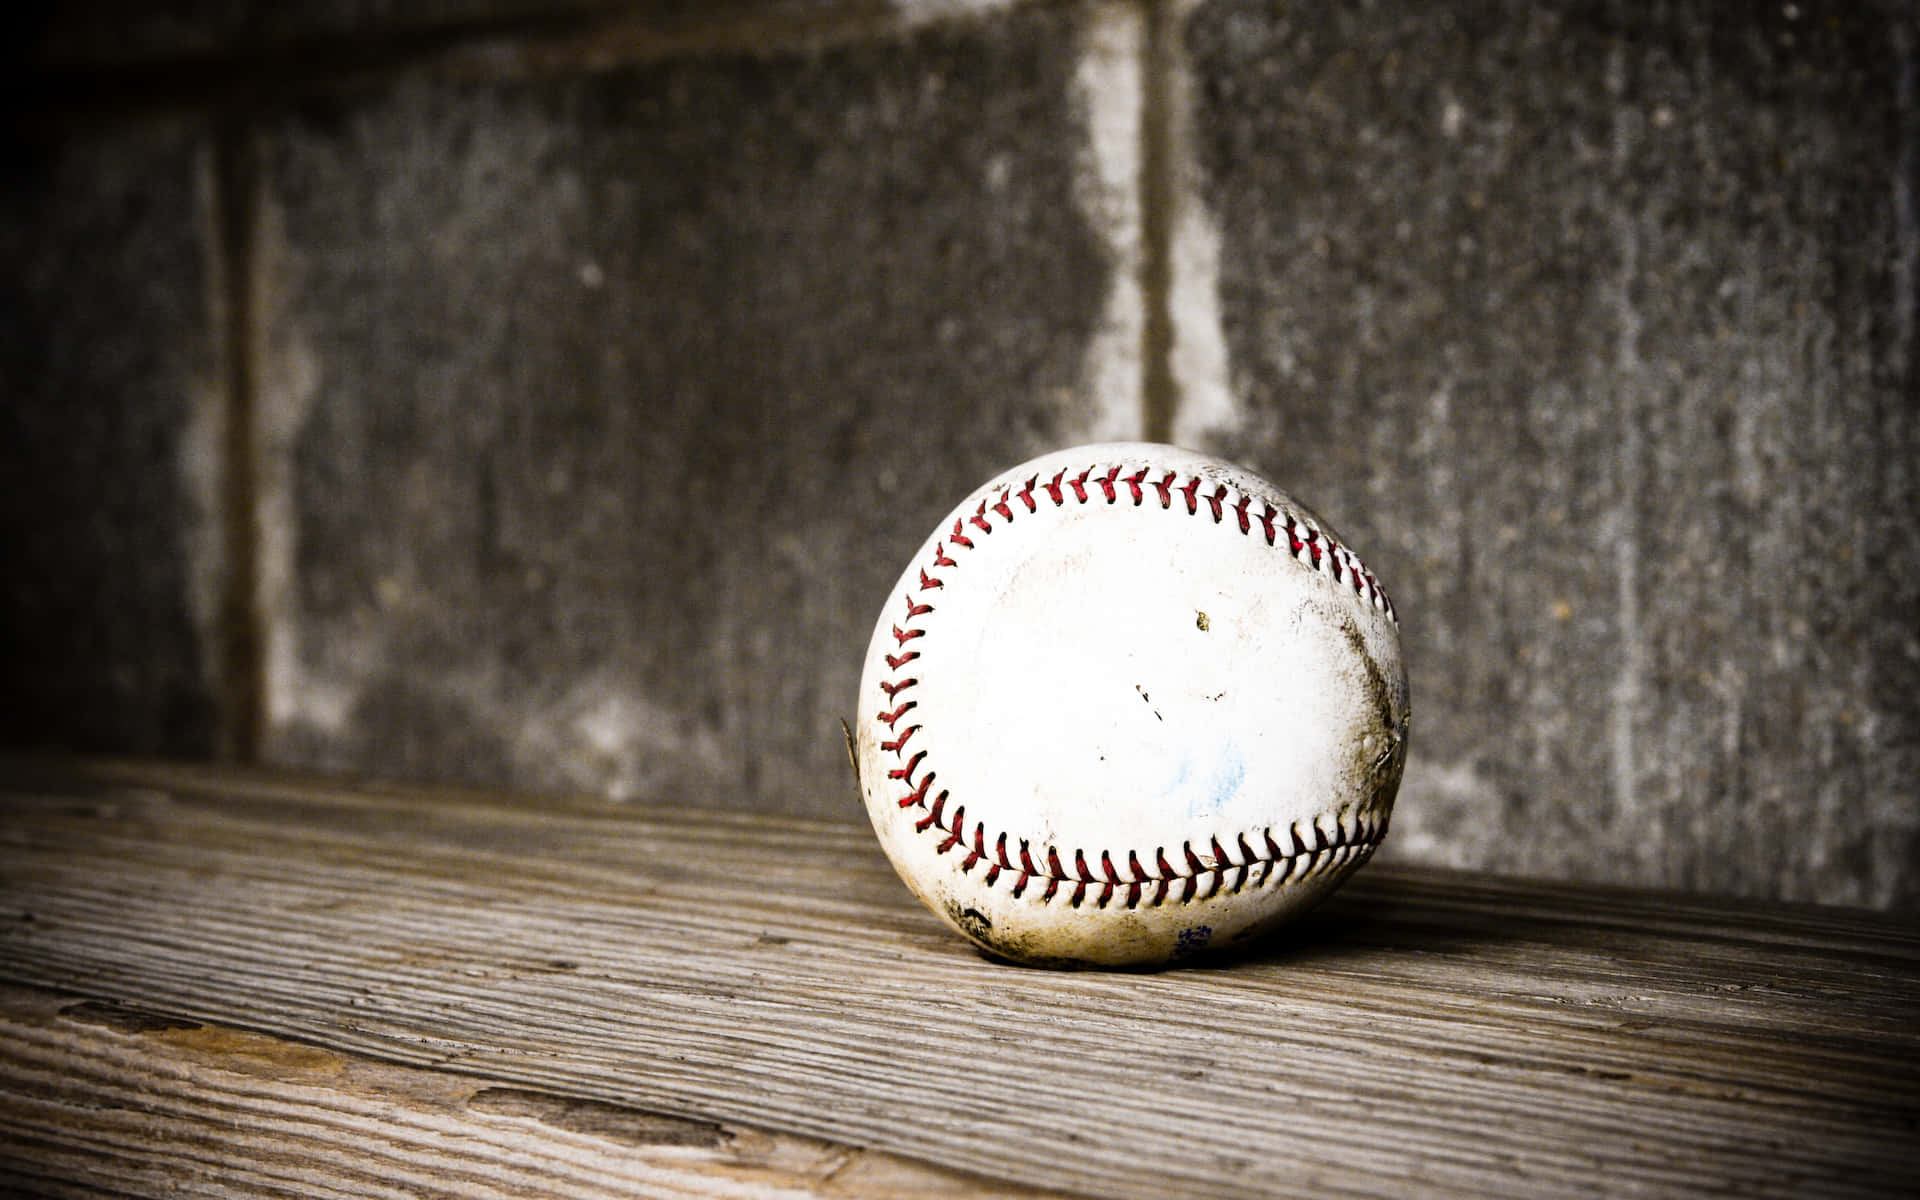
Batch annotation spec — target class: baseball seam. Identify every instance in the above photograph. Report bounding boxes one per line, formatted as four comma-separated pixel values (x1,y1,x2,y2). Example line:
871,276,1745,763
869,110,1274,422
877,459,1396,912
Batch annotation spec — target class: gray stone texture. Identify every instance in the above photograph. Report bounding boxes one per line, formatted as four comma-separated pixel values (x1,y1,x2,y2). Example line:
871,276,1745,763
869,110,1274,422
1184,0,1919,907
23,1,615,66
257,4,1111,815
21,1,917,70
0,121,225,757
4,0,1915,914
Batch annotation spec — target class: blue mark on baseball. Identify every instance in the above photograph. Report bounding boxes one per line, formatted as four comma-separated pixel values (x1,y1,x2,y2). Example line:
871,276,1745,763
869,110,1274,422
1161,743,1245,819
1173,925,1214,958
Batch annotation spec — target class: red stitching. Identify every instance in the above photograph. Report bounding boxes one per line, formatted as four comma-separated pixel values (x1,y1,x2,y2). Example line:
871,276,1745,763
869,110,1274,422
872,456,1396,911
1205,484,1228,523
1154,471,1176,508
887,749,926,782
915,790,946,832
896,772,934,810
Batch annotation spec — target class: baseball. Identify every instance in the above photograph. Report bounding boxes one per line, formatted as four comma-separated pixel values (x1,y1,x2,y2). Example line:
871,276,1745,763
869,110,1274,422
853,443,1409,967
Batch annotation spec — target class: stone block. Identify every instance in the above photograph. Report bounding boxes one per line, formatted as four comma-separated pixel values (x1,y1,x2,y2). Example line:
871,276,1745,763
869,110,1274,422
21,1,1005,71
1181,0,1919,907
0,120,226,757
256,3,1128,817
24,1,615,68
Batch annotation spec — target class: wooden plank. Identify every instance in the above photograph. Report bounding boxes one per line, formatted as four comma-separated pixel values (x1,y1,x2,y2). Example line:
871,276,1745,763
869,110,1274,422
0,758,1915,1198
0,984,1058,1199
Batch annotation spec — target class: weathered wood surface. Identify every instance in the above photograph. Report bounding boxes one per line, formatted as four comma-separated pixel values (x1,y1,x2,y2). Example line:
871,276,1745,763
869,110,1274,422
0,984,1048,1200
0,759,1915,1198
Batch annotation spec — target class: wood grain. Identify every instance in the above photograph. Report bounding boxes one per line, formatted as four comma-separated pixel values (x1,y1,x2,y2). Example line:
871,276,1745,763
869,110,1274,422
0,985,1054,1199
0,758,1915,1198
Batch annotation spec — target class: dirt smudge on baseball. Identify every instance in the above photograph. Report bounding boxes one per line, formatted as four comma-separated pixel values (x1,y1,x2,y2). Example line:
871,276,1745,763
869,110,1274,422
952,903,994,942
945,898,1082,969
1335,611,1410,796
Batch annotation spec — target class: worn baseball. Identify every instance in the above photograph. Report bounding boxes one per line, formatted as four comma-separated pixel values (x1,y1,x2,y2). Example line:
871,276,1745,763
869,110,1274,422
853,443,1409,967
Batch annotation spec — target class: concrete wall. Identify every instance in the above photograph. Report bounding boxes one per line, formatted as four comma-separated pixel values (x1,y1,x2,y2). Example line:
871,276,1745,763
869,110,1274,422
4,0,1915,909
